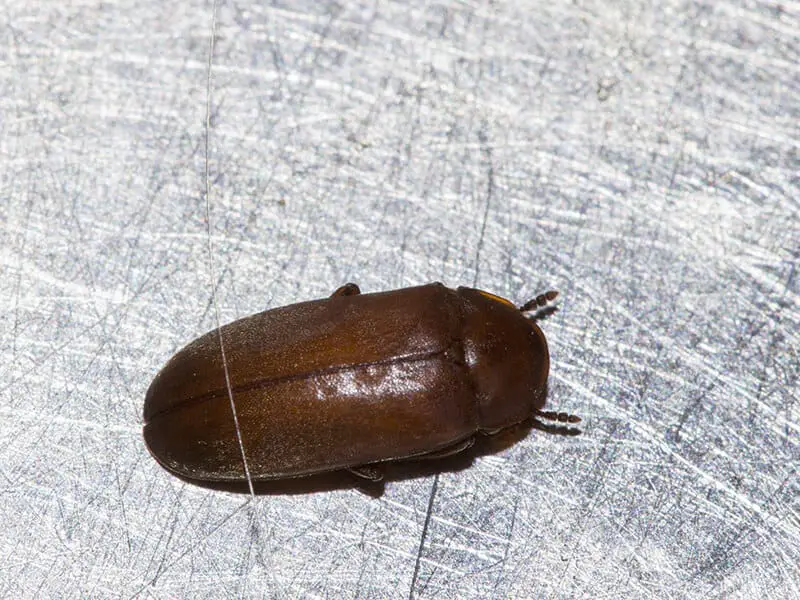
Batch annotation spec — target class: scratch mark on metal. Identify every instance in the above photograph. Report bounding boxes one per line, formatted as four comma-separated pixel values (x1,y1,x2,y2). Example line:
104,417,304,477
408,475,439,600
202,0,255,499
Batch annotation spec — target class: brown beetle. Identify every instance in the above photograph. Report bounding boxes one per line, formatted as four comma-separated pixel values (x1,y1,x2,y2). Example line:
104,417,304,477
143,283,578,484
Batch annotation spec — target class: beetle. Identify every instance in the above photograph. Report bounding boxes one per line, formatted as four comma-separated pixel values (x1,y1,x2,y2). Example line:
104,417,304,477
143,283,579,483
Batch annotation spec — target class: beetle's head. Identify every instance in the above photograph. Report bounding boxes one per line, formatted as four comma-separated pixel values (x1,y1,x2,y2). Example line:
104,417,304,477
456,287,551,431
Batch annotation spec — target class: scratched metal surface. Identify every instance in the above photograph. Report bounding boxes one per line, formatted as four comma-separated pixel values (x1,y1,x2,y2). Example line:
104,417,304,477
1,0,799,598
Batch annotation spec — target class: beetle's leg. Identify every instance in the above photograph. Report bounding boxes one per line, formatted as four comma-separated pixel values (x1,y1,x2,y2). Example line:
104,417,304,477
533,409,581,424
331,283,361,297
519,290,558,312
416,436,475,460
348,465,383,481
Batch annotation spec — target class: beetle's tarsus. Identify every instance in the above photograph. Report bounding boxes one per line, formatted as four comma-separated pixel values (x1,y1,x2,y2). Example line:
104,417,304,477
332,283,361,297
348,465,384,481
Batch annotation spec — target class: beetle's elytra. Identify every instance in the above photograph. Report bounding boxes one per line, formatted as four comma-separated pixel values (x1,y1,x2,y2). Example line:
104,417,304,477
143,283,579,483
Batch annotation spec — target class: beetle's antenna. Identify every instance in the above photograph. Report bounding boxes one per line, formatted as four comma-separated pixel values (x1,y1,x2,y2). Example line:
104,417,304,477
530,419,582,436
203,0,255,499
533,409,581,424
519,290,559,313
520,290,559,322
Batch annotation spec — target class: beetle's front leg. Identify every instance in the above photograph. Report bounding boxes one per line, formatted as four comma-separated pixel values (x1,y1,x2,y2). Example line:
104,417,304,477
331,283,361,297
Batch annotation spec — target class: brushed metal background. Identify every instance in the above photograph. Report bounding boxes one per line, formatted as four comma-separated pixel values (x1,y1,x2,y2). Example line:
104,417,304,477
1,1,798,598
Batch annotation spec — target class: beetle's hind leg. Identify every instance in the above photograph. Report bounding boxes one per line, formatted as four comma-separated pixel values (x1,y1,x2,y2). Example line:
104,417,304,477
520,290,559,321
332,283,361,297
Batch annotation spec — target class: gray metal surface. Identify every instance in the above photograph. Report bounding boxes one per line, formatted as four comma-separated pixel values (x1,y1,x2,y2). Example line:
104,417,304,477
1,1,798,598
